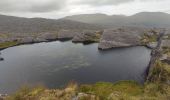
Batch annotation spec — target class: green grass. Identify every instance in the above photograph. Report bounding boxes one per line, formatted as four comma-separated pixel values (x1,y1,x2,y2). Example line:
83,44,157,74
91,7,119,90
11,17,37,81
79,81,143,100
0,41,18,49
148,60,170,83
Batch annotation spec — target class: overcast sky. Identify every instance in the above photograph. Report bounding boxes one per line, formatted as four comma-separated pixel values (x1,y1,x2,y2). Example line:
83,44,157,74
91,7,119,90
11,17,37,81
0,0,170,19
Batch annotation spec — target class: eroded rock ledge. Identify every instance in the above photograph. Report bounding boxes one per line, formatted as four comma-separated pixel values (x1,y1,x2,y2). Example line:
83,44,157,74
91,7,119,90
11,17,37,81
72,30,102,44
98,29,142,50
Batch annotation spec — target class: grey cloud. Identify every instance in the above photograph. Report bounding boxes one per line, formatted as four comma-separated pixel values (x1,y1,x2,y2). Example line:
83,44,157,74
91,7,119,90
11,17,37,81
74,0,135,6
0,0,167,13
0,0,66,13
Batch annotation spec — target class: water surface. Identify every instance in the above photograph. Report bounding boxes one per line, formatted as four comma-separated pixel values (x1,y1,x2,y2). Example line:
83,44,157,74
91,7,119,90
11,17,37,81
0,41,151,93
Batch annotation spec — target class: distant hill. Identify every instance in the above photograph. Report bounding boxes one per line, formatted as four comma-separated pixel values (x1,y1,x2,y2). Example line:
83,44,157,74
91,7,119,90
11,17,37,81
0,14,102,33
64,12,170,28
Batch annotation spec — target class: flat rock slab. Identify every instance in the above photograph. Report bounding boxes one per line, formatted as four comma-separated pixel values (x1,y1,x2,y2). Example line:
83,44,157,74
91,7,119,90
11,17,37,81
58,30,78,40
98,29,141,50
38,32,58,41
72,31,101,43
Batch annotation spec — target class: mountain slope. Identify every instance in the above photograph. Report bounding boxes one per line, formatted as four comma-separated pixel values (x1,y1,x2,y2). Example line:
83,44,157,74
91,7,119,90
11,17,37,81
64,12,170,28
0,14,102,33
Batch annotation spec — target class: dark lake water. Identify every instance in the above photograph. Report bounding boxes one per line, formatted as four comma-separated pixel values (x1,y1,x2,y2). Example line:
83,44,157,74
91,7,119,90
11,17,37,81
0,41,151,93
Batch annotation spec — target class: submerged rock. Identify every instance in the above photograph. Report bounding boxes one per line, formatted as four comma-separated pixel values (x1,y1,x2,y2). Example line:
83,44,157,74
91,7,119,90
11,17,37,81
98,29,141,50
0,52,4,61
0,57,4,61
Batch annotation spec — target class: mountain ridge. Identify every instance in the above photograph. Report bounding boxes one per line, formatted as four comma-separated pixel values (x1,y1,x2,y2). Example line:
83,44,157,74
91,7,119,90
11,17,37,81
63,12,170,28
0,14,102,33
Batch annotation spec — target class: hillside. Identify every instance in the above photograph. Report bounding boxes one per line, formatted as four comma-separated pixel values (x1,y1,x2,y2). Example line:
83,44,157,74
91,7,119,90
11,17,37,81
64,12,170,28
0,14,102,33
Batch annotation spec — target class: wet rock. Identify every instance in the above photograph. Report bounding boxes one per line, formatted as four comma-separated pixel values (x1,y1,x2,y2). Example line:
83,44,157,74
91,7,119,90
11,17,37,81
72,31,101,43
146,42,158,49
98,29,141,50
0,53,4,61
58,30,78,40
0,57,4,61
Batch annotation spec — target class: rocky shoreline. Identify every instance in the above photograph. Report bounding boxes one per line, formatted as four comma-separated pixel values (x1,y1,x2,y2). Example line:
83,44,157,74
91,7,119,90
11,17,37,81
0,27,165,50
146,29,166,81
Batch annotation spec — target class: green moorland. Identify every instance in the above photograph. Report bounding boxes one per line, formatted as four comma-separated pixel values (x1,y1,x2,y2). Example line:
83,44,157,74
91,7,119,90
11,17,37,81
140,32,158,45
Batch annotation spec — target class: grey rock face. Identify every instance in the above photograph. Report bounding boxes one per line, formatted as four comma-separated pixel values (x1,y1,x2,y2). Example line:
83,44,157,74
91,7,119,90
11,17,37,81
161,40,170,48
98,29,141,50
72,31,101,43
33,38,47,43
20,37,34,44
38,32,58,40
146,42,158,49
58,30,78,40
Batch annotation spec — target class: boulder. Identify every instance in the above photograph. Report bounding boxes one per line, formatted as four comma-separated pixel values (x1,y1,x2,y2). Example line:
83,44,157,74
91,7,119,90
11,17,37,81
98,29,141,50
146,42,158,49
58,30,78,40
0,94,7,100
72,31,101,43
74,93,98,100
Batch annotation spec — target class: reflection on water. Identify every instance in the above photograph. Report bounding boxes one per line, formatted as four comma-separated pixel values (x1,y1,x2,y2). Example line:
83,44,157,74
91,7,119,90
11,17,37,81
0,41,151,93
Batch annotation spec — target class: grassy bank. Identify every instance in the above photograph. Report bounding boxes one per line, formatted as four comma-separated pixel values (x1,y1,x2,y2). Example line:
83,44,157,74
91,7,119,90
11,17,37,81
4,80,170,100
0,41,18,50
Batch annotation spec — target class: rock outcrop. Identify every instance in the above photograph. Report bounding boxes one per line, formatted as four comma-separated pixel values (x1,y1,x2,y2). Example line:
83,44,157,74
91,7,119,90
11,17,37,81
37,32,58,41
146,42,158,49
58,30,78,40
161,40,170,48
0,53,4,61
72,31,102,43
98,29,141,50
